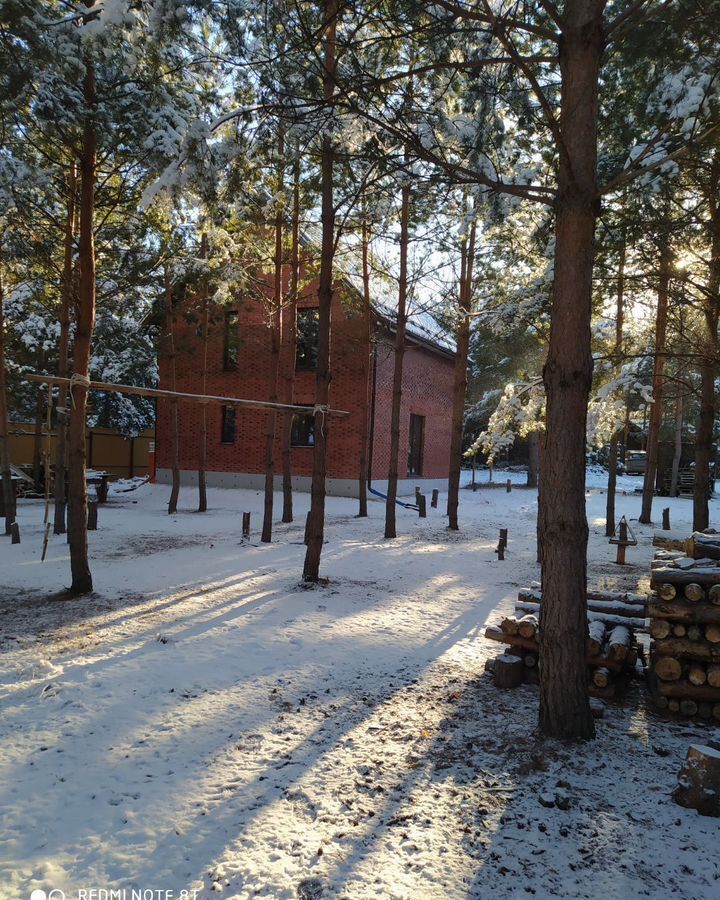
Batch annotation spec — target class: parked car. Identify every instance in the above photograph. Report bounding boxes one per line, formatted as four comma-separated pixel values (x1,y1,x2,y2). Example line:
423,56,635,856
625,451,647,475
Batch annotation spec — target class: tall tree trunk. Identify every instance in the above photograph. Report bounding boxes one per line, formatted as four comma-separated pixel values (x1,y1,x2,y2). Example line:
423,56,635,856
639,238,671,524
0,242,16,534
164,269,180,514
67,35,97,596
538,1,603,740
54,163,77,535
262,144,284,544
198,233,208,513
281,153,300,524
606,241,625,536
32,381,44,491
447,214,476,530
670,395,683,497
384,177,410,540
693,158,720,531
357,202,372,517
303,0,336,582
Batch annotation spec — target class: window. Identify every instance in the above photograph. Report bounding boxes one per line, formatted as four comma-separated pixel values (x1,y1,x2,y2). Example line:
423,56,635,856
291,412,315,447
296,308,319,370
223,311,239,370
220,406,236,444
407,414,425,477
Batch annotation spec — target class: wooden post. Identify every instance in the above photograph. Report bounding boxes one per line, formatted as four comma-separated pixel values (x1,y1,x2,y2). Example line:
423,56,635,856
415,486,421,505
616,519,628,565
662,507,671,531
242,511,251,539
493,654,524,689
673,744,720,817
10,521,20,544
87,500,97,531
431,489,438,508
418,494,427,518
506,478,511,493
496,539,505,561
499,527,508,548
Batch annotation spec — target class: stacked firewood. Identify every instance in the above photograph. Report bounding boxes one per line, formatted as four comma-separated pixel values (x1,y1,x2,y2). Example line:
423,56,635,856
484,589,642,698
649,532,720,721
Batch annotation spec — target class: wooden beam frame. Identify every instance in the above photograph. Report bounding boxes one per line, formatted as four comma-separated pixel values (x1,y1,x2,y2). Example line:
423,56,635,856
24,373,350,418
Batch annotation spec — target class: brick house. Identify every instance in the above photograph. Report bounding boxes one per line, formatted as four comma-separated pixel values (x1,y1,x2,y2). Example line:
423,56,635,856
155,275,456,498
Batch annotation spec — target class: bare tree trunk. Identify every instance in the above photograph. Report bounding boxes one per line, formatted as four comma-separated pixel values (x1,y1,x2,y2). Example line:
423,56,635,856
606,241,625,536
54,163,77,534
67,37,97,595
527,430,540,489
384,177,410,540
164,269,180,514
198,233,208,513
357,203,372,517
538,1,603,740
670,395,683,497
281,153,300,524
693,160,720,531
303,0,336,582
262,145,284,544
639,238,671,524
0,243,16,534
447,214,476,530
32,382,44,491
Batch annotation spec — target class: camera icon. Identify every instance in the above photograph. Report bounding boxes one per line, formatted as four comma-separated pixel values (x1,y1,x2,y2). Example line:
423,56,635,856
30,890,65,900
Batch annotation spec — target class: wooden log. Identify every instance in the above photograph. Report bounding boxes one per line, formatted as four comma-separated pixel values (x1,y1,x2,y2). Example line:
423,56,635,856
655,694,669,710
484,626,625,671
706,624,720,643
607,625,632,662
688,664,707,686
654,656,683,681
673,744,720,817
684,583,705,603
686,533,720,561
516,598,645,629
651,637,720,663
647,598,720,626
668,699,681,712
523,653,537,668
493,653,524,689
592,667,611,688
680,699,699,716
517,614,538,639
589,683,616,699
709,585,720,606
658,582,677,601
698,702,713,719
687,624,703,642
517,588,646,608
500,616,520,636
657,680,720,703
708,665,720,689
652,568,720,589
587,620,606,656
10,522,20,544
650,619,671,640
714,704,720,721
653,531,687,551
672,623,687,638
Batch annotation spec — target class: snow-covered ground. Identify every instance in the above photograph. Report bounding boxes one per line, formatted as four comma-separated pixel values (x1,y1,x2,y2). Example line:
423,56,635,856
0,477,718,900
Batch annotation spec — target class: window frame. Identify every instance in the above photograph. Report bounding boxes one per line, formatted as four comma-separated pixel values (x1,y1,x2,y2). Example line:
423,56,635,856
295,307,320,371
407,413,425,477
220,405,237,444
290,411,315,448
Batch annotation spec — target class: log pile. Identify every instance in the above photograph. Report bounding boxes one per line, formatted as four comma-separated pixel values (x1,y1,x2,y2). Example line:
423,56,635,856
649,539,720,720
485,606,640,698
516,588,647,631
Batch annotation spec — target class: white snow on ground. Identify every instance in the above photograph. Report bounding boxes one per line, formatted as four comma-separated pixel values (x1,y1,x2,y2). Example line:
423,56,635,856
0,478,718,900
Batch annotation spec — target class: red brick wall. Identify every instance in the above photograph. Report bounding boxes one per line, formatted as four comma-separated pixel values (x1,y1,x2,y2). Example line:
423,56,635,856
370,336,455,481
156,282,455,485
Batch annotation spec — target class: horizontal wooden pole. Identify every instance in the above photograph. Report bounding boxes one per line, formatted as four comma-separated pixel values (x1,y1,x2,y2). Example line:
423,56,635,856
24,373,350,418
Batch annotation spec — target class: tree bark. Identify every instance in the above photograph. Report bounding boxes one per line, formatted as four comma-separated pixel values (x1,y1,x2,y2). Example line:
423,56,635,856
693,158,720,532
67,34,97,595
303,0,336,581
639,237,671,524
670,395,683,497
54,163,77,535
384,176,410,540
0,241,16,534
281,152,300,524
606,241,625,536
262,144,284,544
448,213,476,530
357,202,372,518
538,1,603,740
198,233,208,513
164,268,180,515
527,430,540,488
32,381,44,492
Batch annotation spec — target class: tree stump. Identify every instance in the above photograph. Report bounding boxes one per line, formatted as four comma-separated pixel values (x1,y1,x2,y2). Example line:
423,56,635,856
10,522,20,544
431,489,439,508
506,478,511,493
243,511,251,539
662,507,671,531
684,583,705,603
673,743,720,817
659,582,677,601
493,653,524,689
87,501,98,531
418,494,427,518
